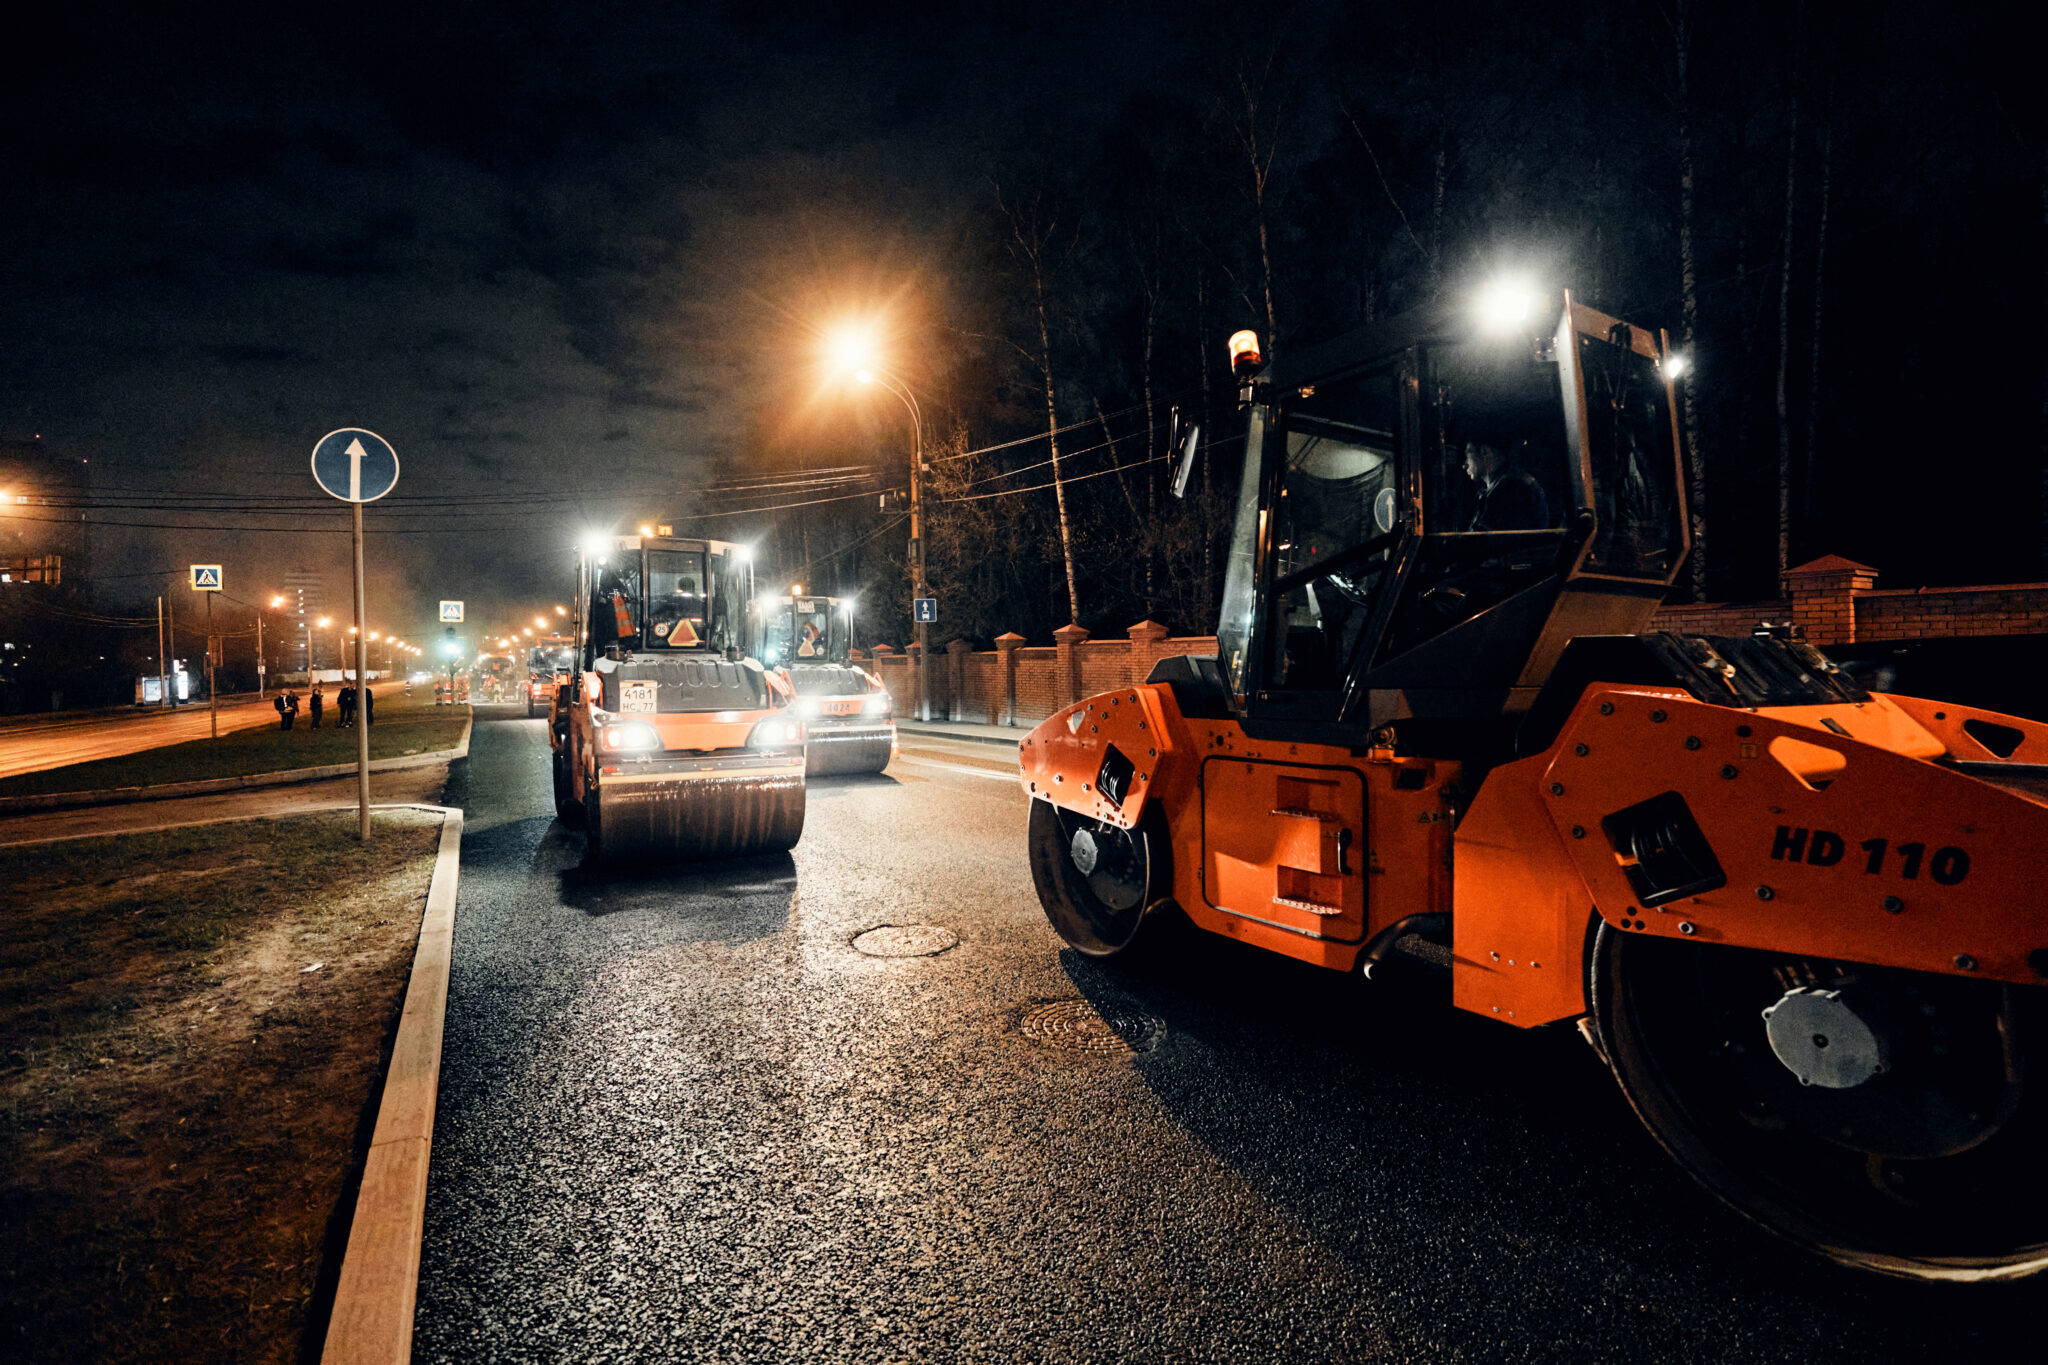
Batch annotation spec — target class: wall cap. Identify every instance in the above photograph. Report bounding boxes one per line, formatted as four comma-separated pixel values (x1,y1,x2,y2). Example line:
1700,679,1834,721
1052,623,1091,645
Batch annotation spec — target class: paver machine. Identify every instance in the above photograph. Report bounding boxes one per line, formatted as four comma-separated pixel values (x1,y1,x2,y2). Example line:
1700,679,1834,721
551,533,805,862
527,633,575,717
761,591,896,775
1019,289,2048,1281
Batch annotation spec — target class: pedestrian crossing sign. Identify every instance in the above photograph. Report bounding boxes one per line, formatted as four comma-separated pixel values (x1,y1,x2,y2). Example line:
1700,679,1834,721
440,600,465,622
190,564,222,591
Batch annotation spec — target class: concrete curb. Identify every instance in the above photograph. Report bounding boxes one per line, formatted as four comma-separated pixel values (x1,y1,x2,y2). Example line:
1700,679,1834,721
323,802,464,1365
0,713,473,815
895,722,1024,750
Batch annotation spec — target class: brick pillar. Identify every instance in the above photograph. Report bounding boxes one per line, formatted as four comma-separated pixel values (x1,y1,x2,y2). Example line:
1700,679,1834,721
1126,620,1169,687
870,643,900,712
1053,623,1090,707
905,640,925,719
946,638,973,722
1782,555,1879,647
994,632,1025,726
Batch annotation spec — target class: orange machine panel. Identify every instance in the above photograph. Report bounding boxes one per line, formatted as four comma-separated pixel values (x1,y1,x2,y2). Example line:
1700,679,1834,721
1201,757,1368,940
1542,688,2048,987
1451,749,1599,1028
1019,687,1175,830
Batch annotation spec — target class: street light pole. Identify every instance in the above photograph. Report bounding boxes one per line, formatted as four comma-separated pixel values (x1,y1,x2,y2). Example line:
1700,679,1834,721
862,369,929,722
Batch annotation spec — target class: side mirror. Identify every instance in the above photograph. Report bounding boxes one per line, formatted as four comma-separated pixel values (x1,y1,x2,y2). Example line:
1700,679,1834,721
1170,422,1201,500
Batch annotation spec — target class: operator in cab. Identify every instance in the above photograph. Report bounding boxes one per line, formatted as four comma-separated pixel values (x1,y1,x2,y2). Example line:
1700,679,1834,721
1462,438,1550,532
648,577,703,647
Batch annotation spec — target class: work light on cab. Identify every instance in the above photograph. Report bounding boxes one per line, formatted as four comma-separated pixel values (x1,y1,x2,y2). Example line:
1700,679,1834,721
1227,330,1262,376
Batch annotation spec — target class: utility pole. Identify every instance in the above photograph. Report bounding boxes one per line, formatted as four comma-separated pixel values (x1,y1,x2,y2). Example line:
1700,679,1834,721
156,596,168,709
860,368,928,721
166,595,176,706
206,590,218,738
255,609,265,700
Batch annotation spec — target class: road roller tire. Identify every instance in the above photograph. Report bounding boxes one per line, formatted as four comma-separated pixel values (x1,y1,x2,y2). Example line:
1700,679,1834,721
1589,920,2048,1282
583,773,806,866
553,749,585,827
1028,799,1173,958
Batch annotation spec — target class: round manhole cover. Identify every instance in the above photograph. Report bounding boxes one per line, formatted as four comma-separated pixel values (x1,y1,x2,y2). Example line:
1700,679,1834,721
852,924,959,957
1019,998,1165,1054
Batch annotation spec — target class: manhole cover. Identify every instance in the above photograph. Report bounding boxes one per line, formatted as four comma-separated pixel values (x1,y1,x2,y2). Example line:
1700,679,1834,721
852,924,959,957
1018,998,1165,1054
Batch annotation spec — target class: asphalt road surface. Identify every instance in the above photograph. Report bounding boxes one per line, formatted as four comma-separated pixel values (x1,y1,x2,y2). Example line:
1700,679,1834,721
414,712,2036,1362
0,694,275,780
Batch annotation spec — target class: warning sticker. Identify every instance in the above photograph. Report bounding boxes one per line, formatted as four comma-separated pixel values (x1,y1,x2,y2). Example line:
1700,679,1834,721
620,680,659,714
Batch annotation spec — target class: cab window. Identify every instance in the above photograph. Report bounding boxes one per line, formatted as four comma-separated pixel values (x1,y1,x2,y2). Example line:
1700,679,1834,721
645,550,709,648
1261,364,1401,707
1377,339,1574,662
1578,330,1681,579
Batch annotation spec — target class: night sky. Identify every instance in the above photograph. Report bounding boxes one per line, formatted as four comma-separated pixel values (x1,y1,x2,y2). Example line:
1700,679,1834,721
4,0,2042,656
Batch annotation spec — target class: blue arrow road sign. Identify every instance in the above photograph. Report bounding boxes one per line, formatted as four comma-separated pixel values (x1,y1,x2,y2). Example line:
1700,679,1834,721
914,597,937,623
310,428,400,503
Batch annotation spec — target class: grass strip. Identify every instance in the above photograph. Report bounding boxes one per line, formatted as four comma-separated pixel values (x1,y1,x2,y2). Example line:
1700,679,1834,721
0,691,467,798
0,809,443,1363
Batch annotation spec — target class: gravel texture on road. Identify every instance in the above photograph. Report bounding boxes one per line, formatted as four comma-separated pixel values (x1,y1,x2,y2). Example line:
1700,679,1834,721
413,721,2036,1363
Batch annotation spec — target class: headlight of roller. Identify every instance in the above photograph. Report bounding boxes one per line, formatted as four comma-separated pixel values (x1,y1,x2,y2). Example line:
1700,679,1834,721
748,718,805,749
600,721,662,752
863,692,891,716
797,697,820,718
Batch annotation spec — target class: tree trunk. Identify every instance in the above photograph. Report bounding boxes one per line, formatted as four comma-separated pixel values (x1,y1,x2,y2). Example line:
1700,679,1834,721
1675,0,1709,602
1775,24,1801,582
1034,266,1081,625
1803,112,1833,531
1142,277,1158,615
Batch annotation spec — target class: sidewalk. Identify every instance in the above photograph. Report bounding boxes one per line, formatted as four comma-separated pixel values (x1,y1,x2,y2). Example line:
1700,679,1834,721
895,717,1028,748
0,763,454,847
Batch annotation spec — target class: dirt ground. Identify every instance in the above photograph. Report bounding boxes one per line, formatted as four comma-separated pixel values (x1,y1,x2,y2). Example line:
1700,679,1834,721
0,809,444,1363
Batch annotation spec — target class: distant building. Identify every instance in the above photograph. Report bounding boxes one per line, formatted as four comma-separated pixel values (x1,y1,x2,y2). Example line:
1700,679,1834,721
0,438,89,585
280,566,330,668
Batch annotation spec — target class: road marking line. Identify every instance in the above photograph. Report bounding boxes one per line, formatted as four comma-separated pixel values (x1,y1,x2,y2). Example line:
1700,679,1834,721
894,755,1018,783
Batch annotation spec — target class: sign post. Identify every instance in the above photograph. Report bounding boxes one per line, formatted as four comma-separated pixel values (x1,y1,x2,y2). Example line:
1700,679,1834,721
310,428,400,840
191,565,222,737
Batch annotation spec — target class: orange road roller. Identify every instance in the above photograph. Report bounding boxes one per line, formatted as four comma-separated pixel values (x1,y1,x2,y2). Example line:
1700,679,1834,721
761,591,896,776
1019,291,2048,1281
551,533,805,862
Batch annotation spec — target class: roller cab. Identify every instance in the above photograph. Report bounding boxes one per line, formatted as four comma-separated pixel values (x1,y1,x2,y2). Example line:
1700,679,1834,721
1019,290,2048,1280
762,593,896,775
527,634,574,717
553,534,805,862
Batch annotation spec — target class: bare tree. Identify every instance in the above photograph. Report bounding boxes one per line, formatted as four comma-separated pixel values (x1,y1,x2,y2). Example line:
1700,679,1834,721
992,178,1083,624
1666,0,1711,600
1775,3,1804,580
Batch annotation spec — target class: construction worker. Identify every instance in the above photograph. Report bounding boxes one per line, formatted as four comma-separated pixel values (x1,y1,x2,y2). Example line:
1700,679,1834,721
309,683,324,729
1463,439,1550,532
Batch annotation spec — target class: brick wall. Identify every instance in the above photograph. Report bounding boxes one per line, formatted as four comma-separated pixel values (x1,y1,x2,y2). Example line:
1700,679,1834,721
857,558,2048,728
1646,557,2048,648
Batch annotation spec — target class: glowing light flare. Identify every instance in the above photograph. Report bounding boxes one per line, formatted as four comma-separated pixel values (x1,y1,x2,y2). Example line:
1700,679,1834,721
1476,277,1536,333
1227,330,1262,375
1662,352,1690,380
826,322,878,376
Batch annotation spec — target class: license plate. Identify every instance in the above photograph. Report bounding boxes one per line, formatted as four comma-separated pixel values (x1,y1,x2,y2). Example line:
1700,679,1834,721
823,699,862,716
620,680,658,714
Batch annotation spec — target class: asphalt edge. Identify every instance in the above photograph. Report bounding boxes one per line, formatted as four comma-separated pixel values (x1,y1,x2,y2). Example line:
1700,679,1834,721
0,712,474,815
894,722,1024,749
321,802,464,1365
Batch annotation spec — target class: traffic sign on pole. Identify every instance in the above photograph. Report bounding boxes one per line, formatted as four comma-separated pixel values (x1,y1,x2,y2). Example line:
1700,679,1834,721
913,597,938,623
440,600,465,623
190,564,222,591
308,426,398,843
310,428,400,504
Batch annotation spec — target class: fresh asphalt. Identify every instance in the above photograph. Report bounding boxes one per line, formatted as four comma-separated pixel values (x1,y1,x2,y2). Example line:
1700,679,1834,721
413,711,2036,1362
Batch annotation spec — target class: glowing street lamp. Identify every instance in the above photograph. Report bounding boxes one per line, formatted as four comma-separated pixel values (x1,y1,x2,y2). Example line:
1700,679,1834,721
851,360,930,721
